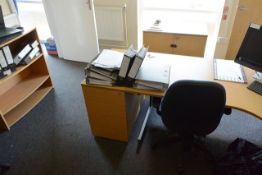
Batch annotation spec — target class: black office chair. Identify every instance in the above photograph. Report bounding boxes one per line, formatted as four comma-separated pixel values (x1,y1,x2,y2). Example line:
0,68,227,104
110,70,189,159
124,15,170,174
152,80,230,173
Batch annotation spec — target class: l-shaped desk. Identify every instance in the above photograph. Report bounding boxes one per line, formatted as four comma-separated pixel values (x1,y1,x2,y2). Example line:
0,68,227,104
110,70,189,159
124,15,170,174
81,52,262,142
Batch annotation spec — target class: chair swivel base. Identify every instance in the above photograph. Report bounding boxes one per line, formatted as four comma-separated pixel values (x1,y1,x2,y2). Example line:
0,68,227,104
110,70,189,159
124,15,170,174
151,134,215,174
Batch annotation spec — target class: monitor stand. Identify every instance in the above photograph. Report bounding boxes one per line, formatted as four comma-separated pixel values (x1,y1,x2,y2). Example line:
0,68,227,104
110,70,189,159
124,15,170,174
248,72,262,95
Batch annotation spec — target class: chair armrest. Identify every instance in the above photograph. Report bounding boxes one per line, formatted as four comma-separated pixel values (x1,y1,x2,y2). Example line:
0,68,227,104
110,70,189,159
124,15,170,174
224,107,232,115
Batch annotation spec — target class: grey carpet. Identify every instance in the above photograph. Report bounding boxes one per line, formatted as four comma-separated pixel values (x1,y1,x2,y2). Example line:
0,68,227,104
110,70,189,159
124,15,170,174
0,54,262,175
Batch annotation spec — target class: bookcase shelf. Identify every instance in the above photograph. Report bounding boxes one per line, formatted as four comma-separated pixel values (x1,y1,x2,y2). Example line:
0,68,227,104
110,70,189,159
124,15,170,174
0,53,43,83
0,74,49,115
0,28,53,130
5,83,52,128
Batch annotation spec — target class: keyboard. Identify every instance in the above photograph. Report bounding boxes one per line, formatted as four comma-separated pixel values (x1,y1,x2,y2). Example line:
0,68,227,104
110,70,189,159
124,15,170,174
248,81,262,95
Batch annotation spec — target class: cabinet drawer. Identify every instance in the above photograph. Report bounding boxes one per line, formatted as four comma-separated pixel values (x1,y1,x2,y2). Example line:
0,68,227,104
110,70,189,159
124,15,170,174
143,32,173,54
143,31,207,57
172,34,207,57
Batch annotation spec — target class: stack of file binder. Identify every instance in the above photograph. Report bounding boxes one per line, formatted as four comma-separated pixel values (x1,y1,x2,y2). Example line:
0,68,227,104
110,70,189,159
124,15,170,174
85,49,123,86
116,46,148,87
0,40,41,80
118,46,137,79
14,40,41,65
116,46,137,86
84,47,170,90
0,45,16,78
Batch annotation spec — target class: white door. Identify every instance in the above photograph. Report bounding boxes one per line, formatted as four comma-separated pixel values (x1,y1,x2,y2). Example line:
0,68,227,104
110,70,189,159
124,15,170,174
43,0,99,63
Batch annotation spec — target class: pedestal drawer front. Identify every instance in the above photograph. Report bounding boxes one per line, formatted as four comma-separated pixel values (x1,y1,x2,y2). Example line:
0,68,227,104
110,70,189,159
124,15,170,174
143,32,173,54
143,31,207,57
172,34,207,57
81,85,129,141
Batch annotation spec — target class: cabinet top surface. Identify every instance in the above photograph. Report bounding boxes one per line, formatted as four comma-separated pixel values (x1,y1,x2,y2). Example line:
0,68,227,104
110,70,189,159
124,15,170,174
143,22,208,36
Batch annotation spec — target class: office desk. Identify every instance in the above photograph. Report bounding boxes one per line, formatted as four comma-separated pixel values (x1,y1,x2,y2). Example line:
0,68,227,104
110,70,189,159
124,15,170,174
81,53,262,142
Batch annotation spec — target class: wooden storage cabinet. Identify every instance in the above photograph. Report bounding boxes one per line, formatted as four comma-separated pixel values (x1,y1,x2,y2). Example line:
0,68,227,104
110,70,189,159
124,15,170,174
81,83,144,142
143,31,207,57
0,29,53,130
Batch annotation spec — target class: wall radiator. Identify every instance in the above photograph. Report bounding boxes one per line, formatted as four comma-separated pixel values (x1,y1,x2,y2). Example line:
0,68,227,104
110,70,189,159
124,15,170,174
95,5,127,42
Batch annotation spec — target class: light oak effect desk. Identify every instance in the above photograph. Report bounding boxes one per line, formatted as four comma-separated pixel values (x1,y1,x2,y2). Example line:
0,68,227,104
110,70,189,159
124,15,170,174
81,53,262,142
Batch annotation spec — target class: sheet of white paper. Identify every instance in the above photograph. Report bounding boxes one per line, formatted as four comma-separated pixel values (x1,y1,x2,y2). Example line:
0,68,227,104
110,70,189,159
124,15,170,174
92,49,123,69
215,59,245,83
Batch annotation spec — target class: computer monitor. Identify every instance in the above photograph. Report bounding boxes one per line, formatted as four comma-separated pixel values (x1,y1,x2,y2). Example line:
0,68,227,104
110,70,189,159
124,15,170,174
235,23,262,73
235,23,262,94
0,5,22,40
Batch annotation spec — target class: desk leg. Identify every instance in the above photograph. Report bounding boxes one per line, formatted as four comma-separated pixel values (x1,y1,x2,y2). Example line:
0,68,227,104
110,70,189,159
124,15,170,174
137,97,152,142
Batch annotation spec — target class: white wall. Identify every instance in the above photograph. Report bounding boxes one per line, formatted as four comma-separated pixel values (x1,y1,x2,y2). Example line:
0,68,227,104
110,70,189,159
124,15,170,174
94,0,139,49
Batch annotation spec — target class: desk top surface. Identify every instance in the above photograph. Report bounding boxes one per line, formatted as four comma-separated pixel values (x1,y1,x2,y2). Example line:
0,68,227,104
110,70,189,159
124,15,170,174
82,52,262,120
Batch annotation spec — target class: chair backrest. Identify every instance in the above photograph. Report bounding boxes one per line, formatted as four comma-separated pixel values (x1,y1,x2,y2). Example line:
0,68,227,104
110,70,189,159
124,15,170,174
160,80,226,136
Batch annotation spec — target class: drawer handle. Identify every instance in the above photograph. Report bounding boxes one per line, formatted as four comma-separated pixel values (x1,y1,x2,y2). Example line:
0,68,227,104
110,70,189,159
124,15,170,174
170,44,177,48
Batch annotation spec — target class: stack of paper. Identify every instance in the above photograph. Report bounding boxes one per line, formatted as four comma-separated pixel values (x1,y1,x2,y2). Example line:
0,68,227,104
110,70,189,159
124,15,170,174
92,49,123,70
85,49,123,86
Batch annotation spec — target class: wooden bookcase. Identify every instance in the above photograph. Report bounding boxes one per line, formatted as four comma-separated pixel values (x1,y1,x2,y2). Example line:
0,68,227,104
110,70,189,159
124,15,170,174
0,28,53,130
